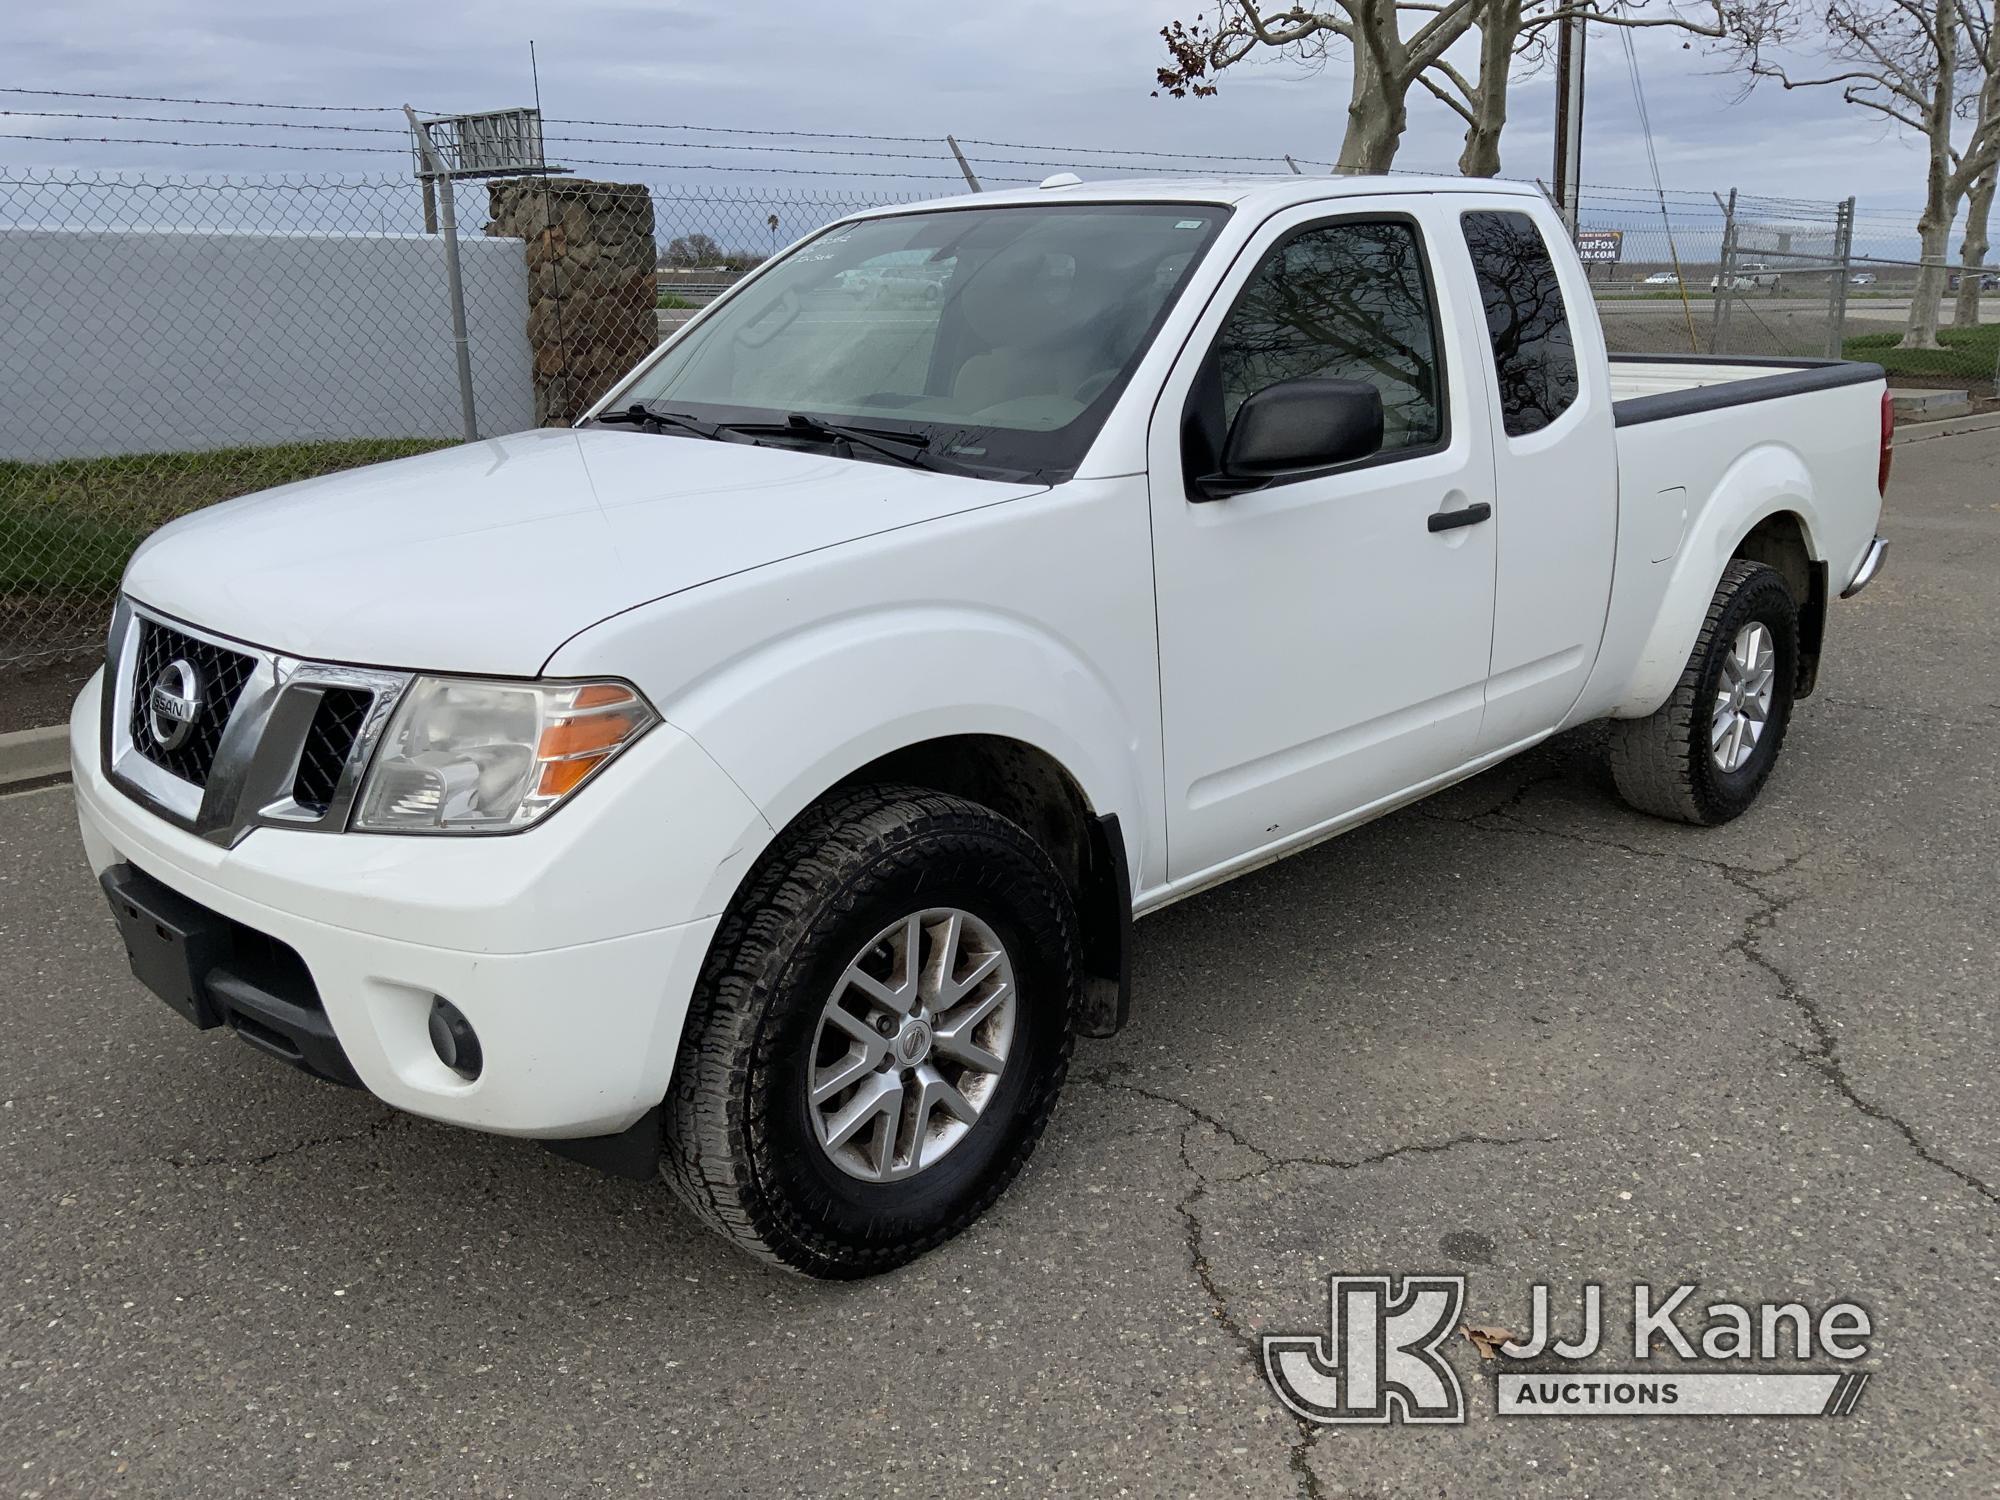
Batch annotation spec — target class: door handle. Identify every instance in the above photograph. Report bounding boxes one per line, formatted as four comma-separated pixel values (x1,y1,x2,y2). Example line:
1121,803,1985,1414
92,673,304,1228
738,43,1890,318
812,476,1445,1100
1427,501,1492,533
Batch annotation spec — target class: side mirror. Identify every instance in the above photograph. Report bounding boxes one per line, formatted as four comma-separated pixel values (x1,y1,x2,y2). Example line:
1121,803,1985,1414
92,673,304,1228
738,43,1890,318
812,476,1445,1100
1199,378,1384,499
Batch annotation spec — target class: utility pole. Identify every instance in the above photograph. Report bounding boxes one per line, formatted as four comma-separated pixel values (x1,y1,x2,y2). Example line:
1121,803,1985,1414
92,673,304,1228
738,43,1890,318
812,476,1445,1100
1551,11,1586,236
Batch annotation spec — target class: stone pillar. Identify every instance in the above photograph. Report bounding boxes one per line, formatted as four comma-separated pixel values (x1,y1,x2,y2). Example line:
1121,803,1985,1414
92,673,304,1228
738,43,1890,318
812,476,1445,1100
486,179,657,426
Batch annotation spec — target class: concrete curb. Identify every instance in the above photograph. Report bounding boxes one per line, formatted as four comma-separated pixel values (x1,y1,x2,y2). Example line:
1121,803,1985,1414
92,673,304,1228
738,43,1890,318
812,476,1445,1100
0,725,69,789
1893,409,2000,446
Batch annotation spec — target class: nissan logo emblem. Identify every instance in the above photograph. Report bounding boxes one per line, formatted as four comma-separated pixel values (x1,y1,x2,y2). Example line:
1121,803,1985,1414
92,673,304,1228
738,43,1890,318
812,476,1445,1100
147,659,201,751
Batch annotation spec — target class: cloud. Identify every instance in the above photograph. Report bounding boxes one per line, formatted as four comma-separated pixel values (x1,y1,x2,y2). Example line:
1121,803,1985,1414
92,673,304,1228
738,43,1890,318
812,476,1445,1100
1,0,1959,240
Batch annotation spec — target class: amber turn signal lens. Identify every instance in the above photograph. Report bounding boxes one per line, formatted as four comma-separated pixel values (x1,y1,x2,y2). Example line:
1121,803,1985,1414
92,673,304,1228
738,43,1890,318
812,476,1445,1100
536,756,603,798
538,709,641,760
571,683,636,710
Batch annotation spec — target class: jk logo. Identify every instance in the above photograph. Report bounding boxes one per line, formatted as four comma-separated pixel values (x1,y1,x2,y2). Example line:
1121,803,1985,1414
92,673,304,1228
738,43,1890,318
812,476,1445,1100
1263,1275,1467,1425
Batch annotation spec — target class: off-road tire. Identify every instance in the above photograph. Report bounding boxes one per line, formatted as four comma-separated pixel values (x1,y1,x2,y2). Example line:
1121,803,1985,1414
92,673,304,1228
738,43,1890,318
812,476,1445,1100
1610,559,1799,826
661,785,1079,1278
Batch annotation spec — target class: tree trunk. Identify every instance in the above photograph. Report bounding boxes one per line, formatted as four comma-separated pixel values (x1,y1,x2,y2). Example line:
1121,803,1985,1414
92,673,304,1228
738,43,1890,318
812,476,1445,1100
1899,0,1958,350
1457,0,1517,177
1905,214,1955,351
1953,166,1995,330
1336,43,1409,174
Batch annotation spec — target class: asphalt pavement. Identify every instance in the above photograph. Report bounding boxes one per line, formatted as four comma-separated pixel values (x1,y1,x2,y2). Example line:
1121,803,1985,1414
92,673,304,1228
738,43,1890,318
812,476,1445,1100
2,431,1996,1498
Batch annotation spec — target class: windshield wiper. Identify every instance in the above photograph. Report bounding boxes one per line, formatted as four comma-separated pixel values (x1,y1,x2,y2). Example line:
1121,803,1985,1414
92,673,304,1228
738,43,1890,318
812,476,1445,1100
588,403,723,440
717,412,941,471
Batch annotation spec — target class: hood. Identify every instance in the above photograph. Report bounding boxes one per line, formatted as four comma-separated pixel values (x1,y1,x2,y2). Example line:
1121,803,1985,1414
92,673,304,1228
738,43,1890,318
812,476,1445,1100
123,427,1044,674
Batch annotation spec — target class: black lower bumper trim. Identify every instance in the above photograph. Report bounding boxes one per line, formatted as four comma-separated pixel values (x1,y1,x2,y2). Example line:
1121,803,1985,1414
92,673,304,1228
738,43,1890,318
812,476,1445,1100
205,968,362,1088
101,863,361,1089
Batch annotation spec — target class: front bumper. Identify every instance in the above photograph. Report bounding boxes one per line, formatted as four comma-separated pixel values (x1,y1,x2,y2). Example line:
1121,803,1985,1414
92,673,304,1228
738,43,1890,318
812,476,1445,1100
72,670,771,1138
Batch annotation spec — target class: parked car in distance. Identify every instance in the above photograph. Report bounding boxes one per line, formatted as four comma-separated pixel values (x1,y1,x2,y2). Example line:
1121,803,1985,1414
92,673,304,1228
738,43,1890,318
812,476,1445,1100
1946,271,1999,292
1641,270,1682,286
75,175,1892,1278
1848,271,1877,286
1713,262,1781,292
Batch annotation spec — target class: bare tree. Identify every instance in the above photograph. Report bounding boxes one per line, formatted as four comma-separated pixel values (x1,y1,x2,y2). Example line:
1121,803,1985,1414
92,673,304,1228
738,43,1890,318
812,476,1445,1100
1436,0,1784,176
1155,0,1776,177
1755,0,2000,348
1953,4,2000,323
1156,1,1484,172
663,232,725,269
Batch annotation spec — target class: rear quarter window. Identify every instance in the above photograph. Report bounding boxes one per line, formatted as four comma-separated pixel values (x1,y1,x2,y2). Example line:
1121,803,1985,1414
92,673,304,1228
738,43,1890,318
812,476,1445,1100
1460,210,1580,437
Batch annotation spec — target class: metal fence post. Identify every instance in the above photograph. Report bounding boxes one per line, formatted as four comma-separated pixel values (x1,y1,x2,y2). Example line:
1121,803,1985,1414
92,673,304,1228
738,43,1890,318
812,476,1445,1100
403,106,479,443
1710,188,1737,355
1827,196,1855,362
945,136,982,193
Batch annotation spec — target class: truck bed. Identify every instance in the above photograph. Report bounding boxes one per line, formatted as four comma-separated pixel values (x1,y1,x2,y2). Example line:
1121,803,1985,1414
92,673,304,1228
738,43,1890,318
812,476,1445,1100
1577,351,1889,726
1609,353,1885,426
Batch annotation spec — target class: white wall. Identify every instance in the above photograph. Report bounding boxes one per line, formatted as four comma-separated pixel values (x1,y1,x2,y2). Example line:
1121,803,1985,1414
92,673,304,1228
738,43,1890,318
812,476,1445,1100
0,228,535,461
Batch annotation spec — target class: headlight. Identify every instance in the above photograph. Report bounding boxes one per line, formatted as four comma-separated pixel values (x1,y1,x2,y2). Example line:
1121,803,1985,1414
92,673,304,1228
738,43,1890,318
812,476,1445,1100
353,676,658,834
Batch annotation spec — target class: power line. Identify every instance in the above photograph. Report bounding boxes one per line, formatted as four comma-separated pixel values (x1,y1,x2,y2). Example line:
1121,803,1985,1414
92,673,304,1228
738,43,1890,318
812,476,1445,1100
1619,28,1700,354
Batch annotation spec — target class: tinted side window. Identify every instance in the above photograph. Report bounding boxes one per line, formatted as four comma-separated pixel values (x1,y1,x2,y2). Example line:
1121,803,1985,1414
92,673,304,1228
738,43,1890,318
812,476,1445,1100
1461,210,1579,436
1205,219,1445,460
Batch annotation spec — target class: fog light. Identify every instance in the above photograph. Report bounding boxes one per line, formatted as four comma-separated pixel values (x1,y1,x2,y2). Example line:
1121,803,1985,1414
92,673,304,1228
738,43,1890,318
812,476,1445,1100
428,998,482,1079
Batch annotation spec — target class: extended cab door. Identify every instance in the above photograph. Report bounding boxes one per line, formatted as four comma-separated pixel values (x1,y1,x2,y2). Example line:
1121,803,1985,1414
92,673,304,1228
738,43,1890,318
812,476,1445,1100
1447,203,1617,751
1146,200,1499,881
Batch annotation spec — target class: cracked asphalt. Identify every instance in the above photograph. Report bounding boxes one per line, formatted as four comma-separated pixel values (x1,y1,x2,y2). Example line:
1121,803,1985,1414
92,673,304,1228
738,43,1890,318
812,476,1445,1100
3,429,1997,1499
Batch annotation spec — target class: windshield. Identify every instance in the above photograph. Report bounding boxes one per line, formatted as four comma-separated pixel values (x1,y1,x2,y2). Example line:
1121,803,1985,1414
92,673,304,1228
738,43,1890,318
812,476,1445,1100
609,202,1232,482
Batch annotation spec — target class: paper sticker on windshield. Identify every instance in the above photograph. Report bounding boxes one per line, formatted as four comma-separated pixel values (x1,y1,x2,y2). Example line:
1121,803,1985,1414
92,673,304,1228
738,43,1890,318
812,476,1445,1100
1175,219,1205,230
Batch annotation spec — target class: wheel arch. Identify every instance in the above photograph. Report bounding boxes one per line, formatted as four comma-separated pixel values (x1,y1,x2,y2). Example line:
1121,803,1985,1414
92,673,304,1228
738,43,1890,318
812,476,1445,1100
1613,443,1826,718
829,735,1132,1036
1731,510,1827,698
697,727,1137,1039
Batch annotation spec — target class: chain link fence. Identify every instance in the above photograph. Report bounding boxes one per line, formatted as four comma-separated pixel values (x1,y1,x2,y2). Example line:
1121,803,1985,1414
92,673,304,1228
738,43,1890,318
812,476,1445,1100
3,167,1993,677
0,170,912,671
1578,186,1998,390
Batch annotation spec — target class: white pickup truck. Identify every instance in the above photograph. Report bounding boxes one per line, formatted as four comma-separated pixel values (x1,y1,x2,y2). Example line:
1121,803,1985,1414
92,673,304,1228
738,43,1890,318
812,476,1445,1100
74,176,1890,1277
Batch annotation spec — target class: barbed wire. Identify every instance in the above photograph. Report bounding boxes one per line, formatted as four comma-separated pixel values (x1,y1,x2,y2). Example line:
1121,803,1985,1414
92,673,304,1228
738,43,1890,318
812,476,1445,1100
0,132,1037,182
2,108,409,134
4,108,1314,175
958,134,1336,168
544,117,948,144
0,85,1868,213
0,84,401,112
0,130,393,154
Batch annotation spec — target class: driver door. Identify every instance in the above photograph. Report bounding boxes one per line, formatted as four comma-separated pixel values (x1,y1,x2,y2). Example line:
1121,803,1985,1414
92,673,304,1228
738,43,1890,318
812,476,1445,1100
1147,202,1500,881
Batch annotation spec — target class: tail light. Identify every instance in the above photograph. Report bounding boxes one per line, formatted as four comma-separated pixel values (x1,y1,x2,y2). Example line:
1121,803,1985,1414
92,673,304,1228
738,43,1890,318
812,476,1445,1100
1878,390,1895,497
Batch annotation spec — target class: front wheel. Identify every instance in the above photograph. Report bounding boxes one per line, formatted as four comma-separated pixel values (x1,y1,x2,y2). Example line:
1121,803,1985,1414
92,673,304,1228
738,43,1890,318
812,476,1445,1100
1610,559,1799,826
662,786,1078,1278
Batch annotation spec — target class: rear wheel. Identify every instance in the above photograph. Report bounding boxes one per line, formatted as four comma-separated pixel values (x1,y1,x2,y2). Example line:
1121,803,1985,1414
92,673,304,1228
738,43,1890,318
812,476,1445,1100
662,785,1078,1278
1610,559,1799,826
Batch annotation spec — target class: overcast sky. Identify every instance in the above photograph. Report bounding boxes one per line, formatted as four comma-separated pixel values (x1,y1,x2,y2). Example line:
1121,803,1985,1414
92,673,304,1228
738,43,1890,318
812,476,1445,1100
3,0,1965,245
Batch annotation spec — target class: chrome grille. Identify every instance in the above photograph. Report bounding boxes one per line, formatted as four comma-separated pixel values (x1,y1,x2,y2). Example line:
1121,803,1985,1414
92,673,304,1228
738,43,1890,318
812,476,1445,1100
126,617,257,787
103,598,410,846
